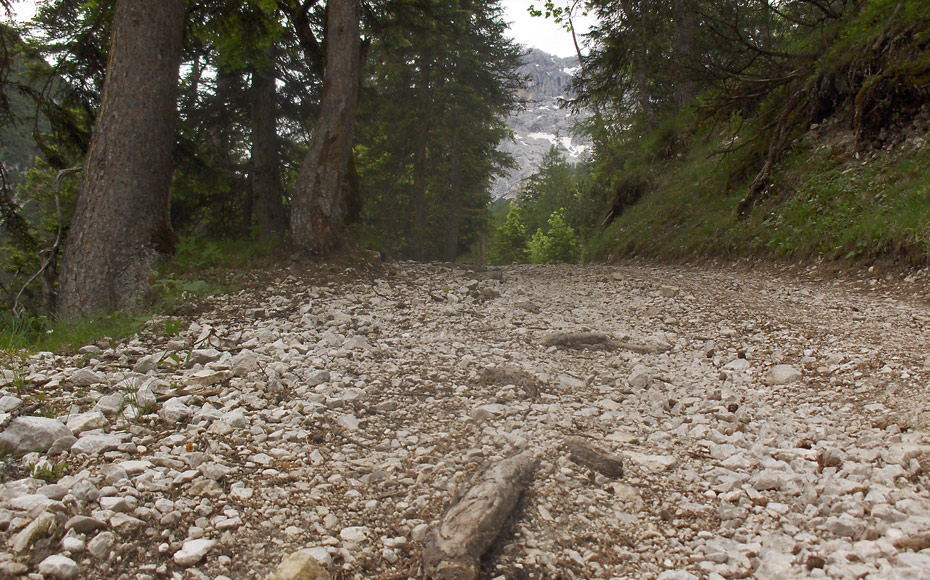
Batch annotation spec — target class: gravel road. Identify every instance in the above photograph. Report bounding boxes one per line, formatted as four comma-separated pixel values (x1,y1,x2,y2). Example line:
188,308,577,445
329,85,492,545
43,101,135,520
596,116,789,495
2,260,930,580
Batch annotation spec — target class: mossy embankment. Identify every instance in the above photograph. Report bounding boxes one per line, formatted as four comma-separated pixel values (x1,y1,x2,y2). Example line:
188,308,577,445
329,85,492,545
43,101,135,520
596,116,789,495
587,0,930,269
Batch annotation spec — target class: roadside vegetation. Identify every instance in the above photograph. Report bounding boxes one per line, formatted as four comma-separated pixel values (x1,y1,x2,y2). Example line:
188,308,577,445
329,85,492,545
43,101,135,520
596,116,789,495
498,0,930,269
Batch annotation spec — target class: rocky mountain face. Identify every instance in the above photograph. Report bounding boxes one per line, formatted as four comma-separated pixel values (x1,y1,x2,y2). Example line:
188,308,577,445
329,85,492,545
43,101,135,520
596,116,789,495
492,49,592,200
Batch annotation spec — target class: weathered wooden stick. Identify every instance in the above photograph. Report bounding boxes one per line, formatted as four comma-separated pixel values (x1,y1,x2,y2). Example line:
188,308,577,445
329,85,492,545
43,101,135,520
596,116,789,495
423,450,538,580
564,437,624,478
542,332,611,349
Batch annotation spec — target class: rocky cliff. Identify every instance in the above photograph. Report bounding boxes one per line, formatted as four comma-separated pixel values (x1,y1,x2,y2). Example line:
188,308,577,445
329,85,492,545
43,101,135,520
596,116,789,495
492,49,592,200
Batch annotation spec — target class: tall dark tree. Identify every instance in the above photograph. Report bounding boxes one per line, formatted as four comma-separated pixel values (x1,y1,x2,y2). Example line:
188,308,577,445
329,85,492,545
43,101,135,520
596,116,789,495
249,51,287,237
290,0,360,254
358,0,522,261
58,0,186,318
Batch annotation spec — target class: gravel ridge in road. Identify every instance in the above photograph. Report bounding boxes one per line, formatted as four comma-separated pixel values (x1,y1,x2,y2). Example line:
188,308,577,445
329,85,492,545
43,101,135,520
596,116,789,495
2,261,930,580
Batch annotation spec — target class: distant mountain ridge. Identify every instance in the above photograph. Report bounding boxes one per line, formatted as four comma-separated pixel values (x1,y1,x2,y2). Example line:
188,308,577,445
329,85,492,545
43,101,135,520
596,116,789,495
492,49,591,200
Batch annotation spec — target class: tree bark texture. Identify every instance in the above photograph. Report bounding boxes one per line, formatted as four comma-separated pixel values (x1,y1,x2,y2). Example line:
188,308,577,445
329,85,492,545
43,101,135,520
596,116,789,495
250,59,287,237
563,437,624,478
290,0,360,254
423,450,537,580
57,0,185,319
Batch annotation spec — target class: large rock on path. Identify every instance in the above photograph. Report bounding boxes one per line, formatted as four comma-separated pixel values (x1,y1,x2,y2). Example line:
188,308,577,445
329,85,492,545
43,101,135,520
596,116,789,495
0,416,71,454
265,550,331,580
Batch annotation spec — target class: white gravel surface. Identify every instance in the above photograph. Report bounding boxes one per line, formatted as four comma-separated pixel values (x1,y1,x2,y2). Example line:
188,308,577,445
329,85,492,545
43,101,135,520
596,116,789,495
2,260,930,580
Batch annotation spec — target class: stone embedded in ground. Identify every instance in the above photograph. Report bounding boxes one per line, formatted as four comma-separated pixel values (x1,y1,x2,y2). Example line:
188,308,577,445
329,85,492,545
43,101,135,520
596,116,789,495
188,348,223,366
265,549,332,580
173,538,217,566
620,450,678,472
232,349,260,376
339,526,369,543
764,365,802,386
66,410,108,434
0,395,23,412
86,531,116,560
37,555,79,579
70,433,124,456
132,355,158,373
65,515,108,535
94,392,124,416
12,511,57,553
159,398,193,423
70,368,105,386
659,285,681,298
725,358,751,371
0,416,72,454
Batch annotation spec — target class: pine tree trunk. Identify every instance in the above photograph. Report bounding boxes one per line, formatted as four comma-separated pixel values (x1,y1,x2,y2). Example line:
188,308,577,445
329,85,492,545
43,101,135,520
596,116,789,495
250,59,287,237
412,60,431,262
673,0,698,111
444,135,463,262
57,0,185,319
290,0,360,254
618,0,654,125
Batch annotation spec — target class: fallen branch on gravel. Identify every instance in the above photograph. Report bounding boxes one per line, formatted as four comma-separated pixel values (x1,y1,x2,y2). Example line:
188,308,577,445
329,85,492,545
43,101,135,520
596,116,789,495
423,450,538,580
542,332,611,349
563,437,624,478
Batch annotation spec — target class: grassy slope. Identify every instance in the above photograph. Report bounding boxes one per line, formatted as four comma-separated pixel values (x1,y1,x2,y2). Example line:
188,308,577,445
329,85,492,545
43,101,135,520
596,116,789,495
588,0,930,269
589,135,930,267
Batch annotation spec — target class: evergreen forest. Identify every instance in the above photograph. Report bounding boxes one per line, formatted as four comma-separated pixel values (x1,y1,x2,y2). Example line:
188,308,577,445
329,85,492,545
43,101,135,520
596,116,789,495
2,0,930,348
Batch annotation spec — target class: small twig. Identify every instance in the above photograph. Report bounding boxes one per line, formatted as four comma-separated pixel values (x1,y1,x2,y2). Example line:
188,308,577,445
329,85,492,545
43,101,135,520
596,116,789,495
11,166,81,315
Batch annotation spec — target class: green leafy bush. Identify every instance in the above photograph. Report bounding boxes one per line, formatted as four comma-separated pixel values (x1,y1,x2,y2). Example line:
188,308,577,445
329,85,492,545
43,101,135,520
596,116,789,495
528,208,579,264
489,204,530,264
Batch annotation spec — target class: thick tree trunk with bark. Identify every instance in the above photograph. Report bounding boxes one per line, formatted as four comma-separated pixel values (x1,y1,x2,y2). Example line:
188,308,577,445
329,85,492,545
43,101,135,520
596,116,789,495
57,0,185,319
290,0,360,254
250,60,287,237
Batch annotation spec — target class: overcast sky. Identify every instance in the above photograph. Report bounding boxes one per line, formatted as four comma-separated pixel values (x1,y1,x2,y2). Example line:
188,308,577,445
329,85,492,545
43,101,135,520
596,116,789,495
500,0,595,58
9,1,36,21
9,1,593,59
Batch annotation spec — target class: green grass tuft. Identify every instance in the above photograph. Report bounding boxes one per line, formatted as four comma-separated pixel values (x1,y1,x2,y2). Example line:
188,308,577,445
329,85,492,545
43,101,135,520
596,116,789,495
1,236,281,355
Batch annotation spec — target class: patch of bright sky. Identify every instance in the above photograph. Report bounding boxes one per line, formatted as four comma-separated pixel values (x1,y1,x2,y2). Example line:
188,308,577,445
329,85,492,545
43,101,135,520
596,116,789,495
500,0,596,59
9,1,594,59
8,1,38,21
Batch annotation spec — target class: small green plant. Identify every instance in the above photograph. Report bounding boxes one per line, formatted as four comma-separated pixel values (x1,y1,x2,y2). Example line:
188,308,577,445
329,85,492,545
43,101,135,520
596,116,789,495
30,459,69,484
122,382,155,419
164,320,184,337
9,364,32,396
